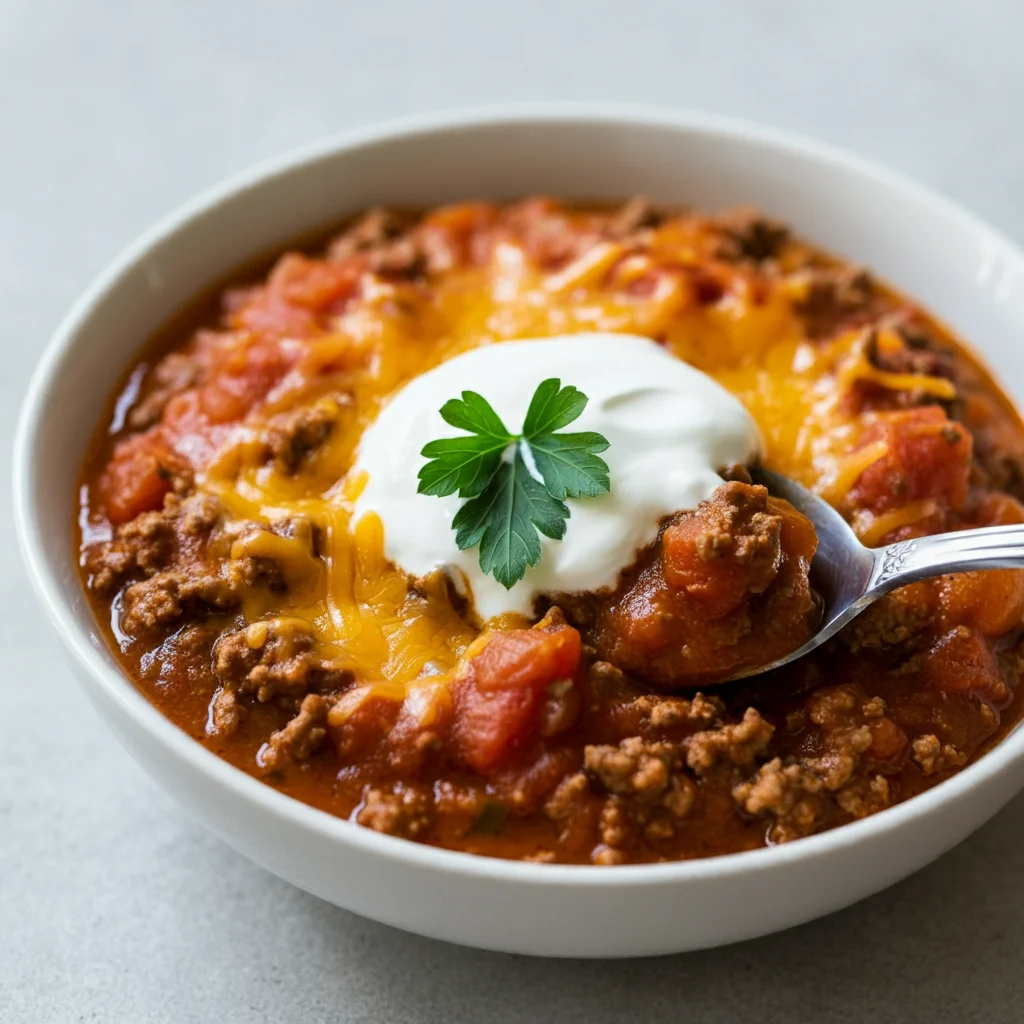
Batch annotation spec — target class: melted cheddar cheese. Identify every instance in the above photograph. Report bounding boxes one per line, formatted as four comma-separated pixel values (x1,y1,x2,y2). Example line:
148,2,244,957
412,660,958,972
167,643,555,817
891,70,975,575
104,202,979,694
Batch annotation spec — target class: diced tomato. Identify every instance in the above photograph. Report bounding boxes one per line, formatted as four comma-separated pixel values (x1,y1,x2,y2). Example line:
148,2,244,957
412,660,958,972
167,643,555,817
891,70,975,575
499,198,583,267
941,494,1024,636
451,621,582,773
326,686,401,760
938,569,1024,638
98,431,174,525
662,513,759,618
920,626,1009,707
850,407,972,514
867,716,908,763
463,624,581,693
385,683,452,771
198,338,298,424
161,389,206,433
98,333,300,523
418,202,498,269
233,292,319,343
661,495,812,621
975,491,1024,526
268,253,363,312
486,747,582,810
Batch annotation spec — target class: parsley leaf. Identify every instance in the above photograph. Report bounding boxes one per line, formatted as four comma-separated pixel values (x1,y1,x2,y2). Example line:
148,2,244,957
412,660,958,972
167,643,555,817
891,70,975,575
522,378,589,435
525,431,610,499
419,435,510,498
454,447,569,588
420,377,611,588
440,390,512,439
418,391,514,498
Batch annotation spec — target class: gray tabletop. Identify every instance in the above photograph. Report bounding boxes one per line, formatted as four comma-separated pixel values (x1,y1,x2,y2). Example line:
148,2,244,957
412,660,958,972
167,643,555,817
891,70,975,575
4,1,1024,1020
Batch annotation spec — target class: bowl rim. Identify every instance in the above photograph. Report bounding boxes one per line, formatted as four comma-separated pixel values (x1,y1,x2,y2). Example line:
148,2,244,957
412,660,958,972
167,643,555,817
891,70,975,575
15,100,1024,887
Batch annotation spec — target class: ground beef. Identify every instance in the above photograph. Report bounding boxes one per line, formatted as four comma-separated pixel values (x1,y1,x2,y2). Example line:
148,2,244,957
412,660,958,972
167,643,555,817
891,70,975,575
796,265,879,339
524,850,559,864
733,685,898,842
866,326,954,381
117,511,176,571
582,738,698,854
684,481,782,591
356,782,433,839
840,582,935,655
84,492,221,595
327,207,413,261
586,737,672,798
213,621,352,702
611,692,725,738
260,399,345,474
911,733,967,775
261,693,331,769
835,775,892,818
600,747,694,816
84,541,139,597
715,208,789,264
651,692,723,730
974,439,1024,498
839,326,963,414
121,564,243,636
545,771,592,822
542,693,748,858
326,207,441,278
208,686,245,737
433,779,486,822
685,707,775,776
103,501,324,641
127,352,203,430
590,843,628,865
733,759,825,842
221,516,318,592
804,687,877,787
576,480,815,689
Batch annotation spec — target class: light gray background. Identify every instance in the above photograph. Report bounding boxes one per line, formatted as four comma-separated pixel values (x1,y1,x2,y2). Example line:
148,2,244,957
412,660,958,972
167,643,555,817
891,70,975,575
3,1,1024,1020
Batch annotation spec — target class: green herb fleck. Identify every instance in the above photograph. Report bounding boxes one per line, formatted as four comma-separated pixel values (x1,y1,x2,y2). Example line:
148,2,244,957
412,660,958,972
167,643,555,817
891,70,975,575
418,378,611,588
472,801,509,835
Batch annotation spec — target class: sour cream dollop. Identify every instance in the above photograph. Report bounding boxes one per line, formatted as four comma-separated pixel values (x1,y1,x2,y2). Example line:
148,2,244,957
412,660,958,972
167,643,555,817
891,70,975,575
352,333,762,619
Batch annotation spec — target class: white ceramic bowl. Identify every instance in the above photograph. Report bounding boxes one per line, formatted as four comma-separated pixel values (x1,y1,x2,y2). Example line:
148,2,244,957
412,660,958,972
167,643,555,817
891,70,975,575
15,105,1024,958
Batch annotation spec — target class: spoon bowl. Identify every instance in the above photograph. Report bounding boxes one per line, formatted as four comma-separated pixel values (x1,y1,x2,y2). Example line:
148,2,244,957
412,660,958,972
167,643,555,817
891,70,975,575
741,466,1024,678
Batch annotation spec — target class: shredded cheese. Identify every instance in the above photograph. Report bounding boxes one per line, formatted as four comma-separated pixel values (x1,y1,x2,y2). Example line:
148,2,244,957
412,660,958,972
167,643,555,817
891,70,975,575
855,500,940,546
189,220,964,696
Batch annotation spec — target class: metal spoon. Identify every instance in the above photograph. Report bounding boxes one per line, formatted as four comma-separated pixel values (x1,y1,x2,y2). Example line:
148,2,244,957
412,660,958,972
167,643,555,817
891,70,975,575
737,466,1024,678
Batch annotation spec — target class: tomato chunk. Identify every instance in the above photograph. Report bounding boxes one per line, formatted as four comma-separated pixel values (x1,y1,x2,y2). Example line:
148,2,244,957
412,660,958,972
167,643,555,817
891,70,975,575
98,432,174,525
850,407,972,514
660,489,811,620
417,202,497,269
662,512,770,619
452,619,581,773
233,293,319,344
938,569,1024,638
268,253,363,312
920,626,1009,707
662,487,814,617
592,484,818,687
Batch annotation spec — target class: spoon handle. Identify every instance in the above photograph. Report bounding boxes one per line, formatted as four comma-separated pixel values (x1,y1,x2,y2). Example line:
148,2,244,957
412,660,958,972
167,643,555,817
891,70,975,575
870,524,1024,594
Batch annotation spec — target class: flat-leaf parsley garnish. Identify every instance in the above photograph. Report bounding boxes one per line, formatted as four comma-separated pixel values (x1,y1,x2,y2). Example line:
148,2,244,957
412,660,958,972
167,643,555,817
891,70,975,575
418,379,611,589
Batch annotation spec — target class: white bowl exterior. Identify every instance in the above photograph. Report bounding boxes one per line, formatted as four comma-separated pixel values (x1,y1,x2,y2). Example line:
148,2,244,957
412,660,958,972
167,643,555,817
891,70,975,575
16,106,1024,956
